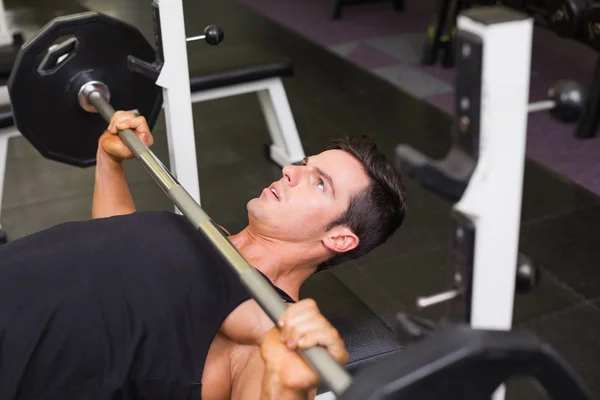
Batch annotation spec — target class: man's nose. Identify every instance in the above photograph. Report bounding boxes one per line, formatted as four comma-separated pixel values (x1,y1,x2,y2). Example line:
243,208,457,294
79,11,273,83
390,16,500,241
282,164,306,187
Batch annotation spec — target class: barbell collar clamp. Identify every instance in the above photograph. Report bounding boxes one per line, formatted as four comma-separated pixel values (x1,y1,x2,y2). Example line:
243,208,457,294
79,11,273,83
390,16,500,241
79,81,111,114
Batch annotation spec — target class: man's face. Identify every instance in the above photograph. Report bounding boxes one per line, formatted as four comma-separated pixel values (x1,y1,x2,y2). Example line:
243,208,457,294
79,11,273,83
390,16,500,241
247,149,370,244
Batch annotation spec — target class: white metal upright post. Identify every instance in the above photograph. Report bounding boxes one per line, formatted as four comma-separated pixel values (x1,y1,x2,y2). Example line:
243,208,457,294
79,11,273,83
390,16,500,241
0,128,20,234
455,6,532,336
454,7,533,400
0,0,12,47
155,0,201,207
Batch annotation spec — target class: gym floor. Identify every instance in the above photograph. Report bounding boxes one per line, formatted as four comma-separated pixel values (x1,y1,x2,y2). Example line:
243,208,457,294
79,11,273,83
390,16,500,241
3,0,600,398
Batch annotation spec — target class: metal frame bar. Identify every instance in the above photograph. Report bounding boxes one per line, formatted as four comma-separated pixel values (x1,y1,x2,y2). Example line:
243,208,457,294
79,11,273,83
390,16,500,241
0,127,21,231
187,77,306,167
154,0,201,206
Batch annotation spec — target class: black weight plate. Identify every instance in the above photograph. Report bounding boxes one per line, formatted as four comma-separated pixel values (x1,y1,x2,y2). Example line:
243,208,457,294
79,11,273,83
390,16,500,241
8,11,162,167
548,0,586,38
585,4,600,51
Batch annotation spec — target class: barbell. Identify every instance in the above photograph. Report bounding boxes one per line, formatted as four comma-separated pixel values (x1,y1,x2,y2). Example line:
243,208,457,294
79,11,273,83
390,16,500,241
8,12,163,167
7,10,353,396
8,11,224,168
6,10,594,400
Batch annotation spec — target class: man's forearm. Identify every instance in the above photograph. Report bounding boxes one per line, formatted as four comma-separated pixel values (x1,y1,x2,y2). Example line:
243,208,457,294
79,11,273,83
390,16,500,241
92,153,136,219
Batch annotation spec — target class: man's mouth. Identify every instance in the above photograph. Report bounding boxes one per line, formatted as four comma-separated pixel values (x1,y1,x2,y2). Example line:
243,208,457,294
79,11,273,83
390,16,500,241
265,184,280,201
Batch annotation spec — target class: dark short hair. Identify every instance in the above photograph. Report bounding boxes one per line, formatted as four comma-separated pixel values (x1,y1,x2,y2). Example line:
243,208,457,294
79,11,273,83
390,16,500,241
318,136,407,271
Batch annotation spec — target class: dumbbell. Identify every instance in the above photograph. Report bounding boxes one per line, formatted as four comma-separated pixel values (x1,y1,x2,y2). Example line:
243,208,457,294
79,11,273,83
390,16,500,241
528,80,583,123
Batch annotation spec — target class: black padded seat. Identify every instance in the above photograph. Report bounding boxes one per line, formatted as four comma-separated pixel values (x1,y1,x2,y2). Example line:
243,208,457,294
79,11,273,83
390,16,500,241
300,270,404,394
0,104,13,129
188,45,293,93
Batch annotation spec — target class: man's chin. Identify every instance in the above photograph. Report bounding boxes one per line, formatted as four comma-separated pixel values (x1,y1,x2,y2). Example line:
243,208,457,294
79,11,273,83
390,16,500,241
247,197,260,209
246,197,264,217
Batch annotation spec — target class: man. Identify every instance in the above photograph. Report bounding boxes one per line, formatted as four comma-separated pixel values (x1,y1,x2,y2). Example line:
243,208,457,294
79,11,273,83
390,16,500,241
0,110,406,400
96,111,407,400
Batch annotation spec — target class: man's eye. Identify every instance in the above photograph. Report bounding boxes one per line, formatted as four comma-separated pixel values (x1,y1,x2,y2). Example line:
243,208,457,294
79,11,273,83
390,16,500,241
316,179,325,192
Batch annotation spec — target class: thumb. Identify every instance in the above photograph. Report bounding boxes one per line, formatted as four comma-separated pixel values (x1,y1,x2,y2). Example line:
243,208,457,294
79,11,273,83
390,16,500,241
261,329,286,363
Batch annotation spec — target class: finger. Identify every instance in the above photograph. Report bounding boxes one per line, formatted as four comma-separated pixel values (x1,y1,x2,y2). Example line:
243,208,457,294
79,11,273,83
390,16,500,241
112,114,137,130
114,117,153,147
144,130,154,147
279,299,319,328
132,116,153,145
280,305,320,332
110,111,140,132
283,316,329,348
114,116,151,134
112,110,135,120
279,307,320,342
295,328,348,363
108,110,129,132
109,111,125,124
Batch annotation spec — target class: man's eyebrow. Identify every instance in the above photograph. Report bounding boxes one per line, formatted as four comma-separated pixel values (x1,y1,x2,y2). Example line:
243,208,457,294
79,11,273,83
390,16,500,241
297,157,308,166
306,157,336,198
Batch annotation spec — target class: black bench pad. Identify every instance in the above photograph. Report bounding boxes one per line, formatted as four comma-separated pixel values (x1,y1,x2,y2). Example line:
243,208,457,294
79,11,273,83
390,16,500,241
188,45,293,92
300,270,404,394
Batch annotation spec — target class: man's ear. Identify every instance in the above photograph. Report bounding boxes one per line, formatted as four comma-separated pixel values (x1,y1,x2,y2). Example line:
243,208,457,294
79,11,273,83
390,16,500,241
322,226,359,254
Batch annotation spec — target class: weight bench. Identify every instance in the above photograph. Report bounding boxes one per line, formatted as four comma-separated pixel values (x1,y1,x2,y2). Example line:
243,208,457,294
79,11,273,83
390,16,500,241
301,269,404,398
187,45,305,167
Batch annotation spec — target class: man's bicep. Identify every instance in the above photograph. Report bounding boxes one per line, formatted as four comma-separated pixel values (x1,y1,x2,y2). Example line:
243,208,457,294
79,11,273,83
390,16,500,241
231,349,265,400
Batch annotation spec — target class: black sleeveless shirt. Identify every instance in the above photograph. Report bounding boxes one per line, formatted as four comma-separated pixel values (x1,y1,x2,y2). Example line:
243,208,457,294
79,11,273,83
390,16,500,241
0,211,294,399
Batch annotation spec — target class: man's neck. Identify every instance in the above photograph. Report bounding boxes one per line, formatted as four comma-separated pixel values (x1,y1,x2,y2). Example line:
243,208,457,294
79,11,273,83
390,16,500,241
228,227,325,300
